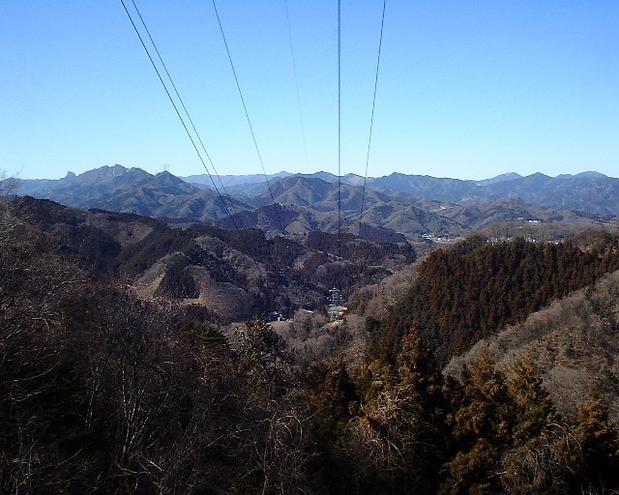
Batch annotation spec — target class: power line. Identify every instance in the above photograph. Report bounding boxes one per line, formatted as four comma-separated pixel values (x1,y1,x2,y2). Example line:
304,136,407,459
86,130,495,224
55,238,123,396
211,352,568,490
337,0,342,264
211,0,285,231
118,0,238,229
357,0,387,237
283,0,309,168
129,0,244,231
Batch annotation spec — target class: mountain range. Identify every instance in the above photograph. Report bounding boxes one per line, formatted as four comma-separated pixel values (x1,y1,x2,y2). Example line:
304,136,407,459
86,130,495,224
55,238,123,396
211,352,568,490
207,169,618,217
7,165,617,240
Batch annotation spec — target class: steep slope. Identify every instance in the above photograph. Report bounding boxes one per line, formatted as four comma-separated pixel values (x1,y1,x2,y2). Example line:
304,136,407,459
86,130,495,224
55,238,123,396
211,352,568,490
446,269,619,416
9,196,414,320
3,194,619,495
15,165,197,203
377,235,619,365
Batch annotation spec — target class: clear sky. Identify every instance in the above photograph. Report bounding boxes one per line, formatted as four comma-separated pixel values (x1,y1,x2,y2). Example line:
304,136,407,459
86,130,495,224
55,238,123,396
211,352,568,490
1,0,618,180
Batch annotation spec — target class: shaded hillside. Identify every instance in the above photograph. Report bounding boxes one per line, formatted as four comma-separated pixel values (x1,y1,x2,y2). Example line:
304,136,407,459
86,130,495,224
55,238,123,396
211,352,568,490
378,235,619,365
446,270,619,417
306,230,414,267
359,201,463,236
15,165,196,207
189,171,366,196
0,215,308,493
8,197,413,320
251,175,402,213
373,172,481,202
216,203,302,233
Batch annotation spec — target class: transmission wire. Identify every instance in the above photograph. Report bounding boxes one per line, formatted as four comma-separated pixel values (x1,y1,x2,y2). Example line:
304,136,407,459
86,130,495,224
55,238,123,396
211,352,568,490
283,0,309,168
337,0,342,273
129,0,244,230
357,0,387,237
119,0,238,229
211,0,284,231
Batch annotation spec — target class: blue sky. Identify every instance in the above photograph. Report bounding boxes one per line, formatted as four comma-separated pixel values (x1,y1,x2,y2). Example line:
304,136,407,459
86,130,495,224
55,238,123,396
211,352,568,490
1,0,618,180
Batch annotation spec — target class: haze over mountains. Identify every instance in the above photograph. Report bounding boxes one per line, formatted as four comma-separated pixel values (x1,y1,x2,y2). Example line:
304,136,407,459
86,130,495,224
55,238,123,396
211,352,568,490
8,165,618,239
222,168,618,216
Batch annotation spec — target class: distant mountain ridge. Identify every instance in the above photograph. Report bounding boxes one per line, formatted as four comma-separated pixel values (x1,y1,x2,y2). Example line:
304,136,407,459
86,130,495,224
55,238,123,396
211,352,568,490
6,165,617,240
11,165,253,222
185,169,619,217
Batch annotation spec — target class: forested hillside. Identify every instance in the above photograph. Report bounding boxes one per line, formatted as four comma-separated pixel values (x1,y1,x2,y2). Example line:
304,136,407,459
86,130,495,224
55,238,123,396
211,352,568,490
380,235,619,364
4,0,619,490
446,270,619,417
7,196,412,320
2,195,619,494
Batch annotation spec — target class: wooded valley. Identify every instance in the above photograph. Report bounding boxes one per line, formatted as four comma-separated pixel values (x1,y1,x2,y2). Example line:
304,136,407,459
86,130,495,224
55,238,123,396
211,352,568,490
2,196,618,494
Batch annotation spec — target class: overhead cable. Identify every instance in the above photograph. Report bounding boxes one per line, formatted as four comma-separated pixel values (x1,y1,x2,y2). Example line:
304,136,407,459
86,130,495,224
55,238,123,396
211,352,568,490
129,0,244,229
284,0,309,167
211,0,284,230
357,0,387,236
119,0,239,229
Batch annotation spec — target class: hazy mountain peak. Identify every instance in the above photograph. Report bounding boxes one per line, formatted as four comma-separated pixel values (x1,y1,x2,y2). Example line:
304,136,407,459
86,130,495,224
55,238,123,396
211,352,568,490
156,170,185,184
526,172,551,179
76,164,132,180
476,172,522,186
575,171,607,179
498,172,522,179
